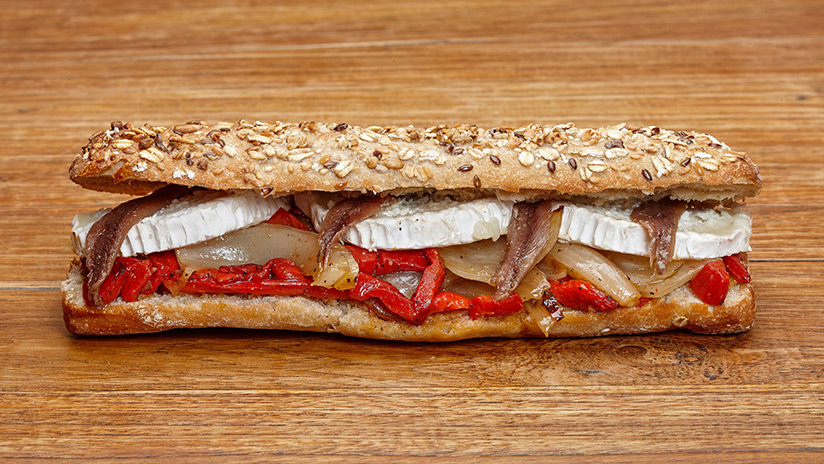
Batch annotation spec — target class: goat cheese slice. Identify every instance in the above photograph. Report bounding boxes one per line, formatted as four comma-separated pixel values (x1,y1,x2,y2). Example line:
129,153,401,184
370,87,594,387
298,193,751,259
557,202,752,260
295,193,515,251
72,190,287,256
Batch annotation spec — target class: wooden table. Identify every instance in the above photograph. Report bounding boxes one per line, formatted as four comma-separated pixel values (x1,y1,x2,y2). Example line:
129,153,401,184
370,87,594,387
2,0,823,461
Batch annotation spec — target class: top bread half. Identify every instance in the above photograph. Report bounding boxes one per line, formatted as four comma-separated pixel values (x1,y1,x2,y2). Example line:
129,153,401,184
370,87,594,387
70,120,761,203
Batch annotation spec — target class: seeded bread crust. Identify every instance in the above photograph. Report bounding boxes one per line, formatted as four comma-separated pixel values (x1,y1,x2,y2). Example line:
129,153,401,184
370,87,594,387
62,262,755,340
70,121,761,204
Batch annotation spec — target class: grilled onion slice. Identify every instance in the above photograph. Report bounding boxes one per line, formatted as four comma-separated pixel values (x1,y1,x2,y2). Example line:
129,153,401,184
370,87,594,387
444,278,497,299
439,239,506,284
549,242,641,307
176,223,359,290
609,252,709,298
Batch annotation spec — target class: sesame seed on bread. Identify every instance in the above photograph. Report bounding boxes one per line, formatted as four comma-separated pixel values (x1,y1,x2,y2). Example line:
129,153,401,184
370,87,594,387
70,121,761,204
65,121,759,339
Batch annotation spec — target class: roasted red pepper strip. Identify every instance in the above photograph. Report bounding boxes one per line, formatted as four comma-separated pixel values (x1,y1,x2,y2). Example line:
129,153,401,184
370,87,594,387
375,250,429,274
344,245,378,275
345,247,428,276
223,262,274,283
150,249,180,272
270,258,311,282
181,279,309,296
722,253,751,284
469,293,524,319
411,248,447,322
350,272,418,324
267,208,311,230
119,259,153,302
690,260,730,305
100,257,152,304
432,291,472,313
186,259,310,283
144,250,180,295
96,252,180,304
189,266,252,286
97,257,152,304
97,259,130,306
551,279,619,312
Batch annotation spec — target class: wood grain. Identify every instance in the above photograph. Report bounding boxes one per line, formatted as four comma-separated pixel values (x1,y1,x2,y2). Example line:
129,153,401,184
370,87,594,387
1,0,823,461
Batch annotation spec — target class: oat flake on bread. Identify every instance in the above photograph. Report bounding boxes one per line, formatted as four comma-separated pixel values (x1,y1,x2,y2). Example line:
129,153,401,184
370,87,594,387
63,121,760,340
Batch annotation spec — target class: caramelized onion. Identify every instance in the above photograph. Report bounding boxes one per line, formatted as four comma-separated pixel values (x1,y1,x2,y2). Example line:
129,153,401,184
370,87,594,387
609,252,709,298
607,252,683,283
440,239,506,284
536,255,568,281
176,223,358,290
525,301,553,337
442,269,546,302
514,268,550,301
444,278,497,299
634,260,707,298
549,242,641,307
313,245,360,290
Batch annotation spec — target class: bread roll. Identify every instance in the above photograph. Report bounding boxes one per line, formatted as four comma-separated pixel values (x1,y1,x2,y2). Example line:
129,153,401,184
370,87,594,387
64,120,761,340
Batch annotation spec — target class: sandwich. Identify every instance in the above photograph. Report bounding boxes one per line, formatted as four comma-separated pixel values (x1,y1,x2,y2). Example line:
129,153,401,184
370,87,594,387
63,120,761,341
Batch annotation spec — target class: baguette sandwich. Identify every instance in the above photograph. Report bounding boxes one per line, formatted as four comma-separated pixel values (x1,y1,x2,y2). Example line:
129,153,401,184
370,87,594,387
63,120,761,341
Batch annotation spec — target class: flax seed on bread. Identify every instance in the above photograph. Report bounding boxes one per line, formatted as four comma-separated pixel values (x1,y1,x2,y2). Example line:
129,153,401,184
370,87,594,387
64,121,761,339
70,121,761,204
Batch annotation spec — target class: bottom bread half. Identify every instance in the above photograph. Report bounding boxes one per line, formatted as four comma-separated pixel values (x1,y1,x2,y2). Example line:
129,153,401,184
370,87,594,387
62,263,755,341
